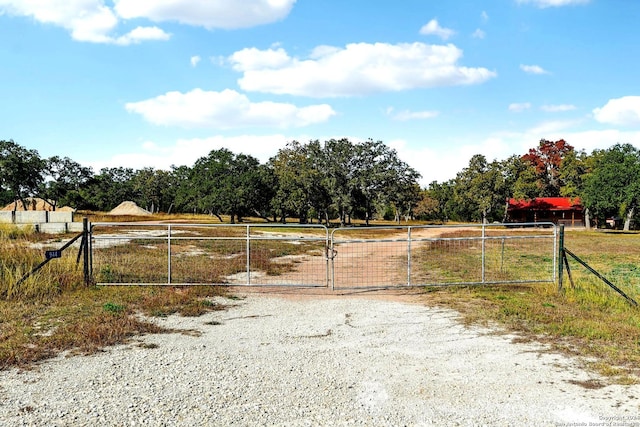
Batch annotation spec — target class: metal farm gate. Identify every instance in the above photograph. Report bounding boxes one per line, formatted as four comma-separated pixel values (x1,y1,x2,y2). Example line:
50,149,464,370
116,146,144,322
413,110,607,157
89,222,557,289
90,223,330,287
329,223,557,290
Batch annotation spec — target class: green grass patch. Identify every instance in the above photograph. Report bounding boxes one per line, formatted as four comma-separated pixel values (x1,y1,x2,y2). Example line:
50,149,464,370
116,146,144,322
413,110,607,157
103,302,125,314
421,230,640,384
413,230,555,284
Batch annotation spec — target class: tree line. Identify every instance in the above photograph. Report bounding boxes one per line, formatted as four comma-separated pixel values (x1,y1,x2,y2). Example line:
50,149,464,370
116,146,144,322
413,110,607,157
417,139,640,230
0,138,420,225
2,138,638,228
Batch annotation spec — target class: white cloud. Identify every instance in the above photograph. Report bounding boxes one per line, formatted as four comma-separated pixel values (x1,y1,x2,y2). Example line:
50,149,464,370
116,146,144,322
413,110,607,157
125,88,336,129
115,26,171,45
472,29,486,39
516,0,590,8
463,119,626,169
541,104,576,112
509,123,640,161
560,129,640,153
0,0,119,43
419,19,456,40
481,11,489,22
509,102,531,112
527,119,583,135
89,135,293,172
230,43,496,98
87,119,640,187
593,96,640,126
190,55,201,67
388,108,439,121
403,118,639,185
389,137,512,186
113,0,296,29
0,0,170,44
229,47,292,72
0,0,294,44
520,64,550,74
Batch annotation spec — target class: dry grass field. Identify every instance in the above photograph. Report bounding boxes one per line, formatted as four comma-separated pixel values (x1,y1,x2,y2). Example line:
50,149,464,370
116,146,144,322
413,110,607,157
1,219,639,383
422,229,640,383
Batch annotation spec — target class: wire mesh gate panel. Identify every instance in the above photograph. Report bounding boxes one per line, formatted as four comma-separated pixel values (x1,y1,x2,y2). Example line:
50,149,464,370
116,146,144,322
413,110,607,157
90,223,329,287
329,223,557,290
90,222,556,289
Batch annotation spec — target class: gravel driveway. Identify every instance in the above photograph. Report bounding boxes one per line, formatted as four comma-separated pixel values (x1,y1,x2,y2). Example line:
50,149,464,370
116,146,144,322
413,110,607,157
1,291,639,426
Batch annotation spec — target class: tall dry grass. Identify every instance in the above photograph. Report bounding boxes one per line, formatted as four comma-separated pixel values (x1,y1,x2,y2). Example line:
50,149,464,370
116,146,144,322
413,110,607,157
0,224,228,370
0,224,84,300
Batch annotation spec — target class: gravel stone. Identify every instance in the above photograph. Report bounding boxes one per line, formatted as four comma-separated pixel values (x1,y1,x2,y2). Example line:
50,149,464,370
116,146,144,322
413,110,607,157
1,294,639,426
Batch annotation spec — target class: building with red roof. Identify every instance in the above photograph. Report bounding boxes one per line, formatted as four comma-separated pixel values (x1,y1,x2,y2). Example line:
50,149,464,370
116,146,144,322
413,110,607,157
506,197,584,227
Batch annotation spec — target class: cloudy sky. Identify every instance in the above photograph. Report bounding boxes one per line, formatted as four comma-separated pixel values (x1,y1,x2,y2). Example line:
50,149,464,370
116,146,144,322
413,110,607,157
1,0,639,185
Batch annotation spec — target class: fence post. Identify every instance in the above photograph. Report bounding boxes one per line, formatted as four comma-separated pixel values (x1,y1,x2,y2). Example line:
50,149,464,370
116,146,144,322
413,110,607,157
83,217,90,285
246,225,251,285
481,222,486,283
558,224,564,292
407,227,412,286
168,224,172,285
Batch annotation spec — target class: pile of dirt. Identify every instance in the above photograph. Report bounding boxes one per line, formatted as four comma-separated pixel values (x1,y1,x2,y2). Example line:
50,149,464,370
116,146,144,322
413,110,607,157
1,198,74,212
108,201,151,216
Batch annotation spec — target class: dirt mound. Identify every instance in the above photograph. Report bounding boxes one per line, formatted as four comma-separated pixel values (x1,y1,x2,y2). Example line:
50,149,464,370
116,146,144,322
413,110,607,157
2,198,76,212
108,201,151,216
2,197,54,211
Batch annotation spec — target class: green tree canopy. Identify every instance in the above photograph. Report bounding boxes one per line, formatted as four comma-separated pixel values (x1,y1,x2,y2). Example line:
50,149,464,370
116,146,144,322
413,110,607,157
269,141,317,223
81,167,136,211
0,140,45,209
453,155,506,222
582,143,640,230
190,148,264,223
40,156,93,210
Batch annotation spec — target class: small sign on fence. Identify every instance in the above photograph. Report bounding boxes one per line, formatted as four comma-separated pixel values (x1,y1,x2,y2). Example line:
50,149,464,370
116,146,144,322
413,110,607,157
16,220,89,288
45,250,62,260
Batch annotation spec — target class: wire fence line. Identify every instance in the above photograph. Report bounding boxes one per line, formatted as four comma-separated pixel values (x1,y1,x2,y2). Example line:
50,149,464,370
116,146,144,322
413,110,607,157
89,222,557,289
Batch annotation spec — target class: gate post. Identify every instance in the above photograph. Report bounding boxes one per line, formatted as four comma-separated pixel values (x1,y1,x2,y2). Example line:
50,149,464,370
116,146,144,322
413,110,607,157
83,217,91,286
246,225,251,285
557,224,564,292
481,223,486,283
407,227,412,286
168,224,172,285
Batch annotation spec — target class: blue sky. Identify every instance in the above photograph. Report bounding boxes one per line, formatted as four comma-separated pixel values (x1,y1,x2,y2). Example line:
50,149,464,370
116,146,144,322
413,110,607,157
1,0,639,186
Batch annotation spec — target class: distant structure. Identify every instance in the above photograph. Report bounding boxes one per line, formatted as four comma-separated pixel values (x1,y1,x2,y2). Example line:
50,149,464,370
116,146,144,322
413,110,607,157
506,197,584,227
0,198,80,233
1,197,74,212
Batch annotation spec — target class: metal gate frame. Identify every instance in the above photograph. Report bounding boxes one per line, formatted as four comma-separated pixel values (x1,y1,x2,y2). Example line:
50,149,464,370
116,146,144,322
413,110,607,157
90,222,330,287
89,222,557,289
328,222,557,290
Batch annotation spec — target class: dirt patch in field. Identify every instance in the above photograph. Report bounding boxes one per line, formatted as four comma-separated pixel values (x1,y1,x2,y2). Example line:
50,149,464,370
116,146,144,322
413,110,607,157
266,226,471,291
233,227,476,303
